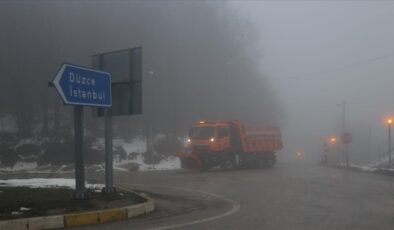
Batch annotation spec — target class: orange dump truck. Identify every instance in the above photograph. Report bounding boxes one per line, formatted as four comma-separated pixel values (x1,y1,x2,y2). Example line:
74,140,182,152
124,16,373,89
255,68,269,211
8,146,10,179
177,120,283,170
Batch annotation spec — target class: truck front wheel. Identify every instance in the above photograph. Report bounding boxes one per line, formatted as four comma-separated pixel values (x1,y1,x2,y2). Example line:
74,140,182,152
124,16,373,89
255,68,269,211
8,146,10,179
221,157,235,171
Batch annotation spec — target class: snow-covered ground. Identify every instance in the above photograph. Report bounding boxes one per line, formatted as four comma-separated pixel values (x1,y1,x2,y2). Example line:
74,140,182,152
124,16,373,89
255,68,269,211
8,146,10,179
1,161,38,172
335,160,394,172
0,178,103,190
116,138,146,154
115,155,180,171
0,137,181,173
366,155,394,169
13,136,48,149
92,137,146,154
89,137,180,171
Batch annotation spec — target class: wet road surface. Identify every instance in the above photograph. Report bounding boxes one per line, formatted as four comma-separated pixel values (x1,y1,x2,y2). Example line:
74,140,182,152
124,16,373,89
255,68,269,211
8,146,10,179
66,163,394,229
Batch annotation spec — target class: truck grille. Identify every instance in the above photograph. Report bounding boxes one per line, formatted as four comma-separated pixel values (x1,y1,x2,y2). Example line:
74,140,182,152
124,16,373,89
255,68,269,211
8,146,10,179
193,145,210,152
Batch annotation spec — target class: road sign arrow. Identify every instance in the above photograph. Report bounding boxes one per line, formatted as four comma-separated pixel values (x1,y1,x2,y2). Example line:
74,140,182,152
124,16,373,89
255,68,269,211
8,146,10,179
53,64,112,107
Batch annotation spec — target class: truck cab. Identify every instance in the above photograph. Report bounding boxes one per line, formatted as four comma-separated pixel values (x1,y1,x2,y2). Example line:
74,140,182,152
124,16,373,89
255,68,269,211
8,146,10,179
188,121,232,153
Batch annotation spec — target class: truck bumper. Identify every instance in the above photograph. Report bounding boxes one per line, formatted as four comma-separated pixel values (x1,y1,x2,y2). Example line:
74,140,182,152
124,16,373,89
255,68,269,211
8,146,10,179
176,151,202,169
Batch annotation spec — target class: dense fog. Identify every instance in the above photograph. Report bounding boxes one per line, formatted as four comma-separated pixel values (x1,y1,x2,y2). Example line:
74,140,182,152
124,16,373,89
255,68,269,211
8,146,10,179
1,1,394,166
0,1,279,132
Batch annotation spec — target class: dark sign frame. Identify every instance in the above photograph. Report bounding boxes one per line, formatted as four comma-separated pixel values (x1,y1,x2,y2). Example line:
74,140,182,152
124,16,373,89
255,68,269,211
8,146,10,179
92,47,142,116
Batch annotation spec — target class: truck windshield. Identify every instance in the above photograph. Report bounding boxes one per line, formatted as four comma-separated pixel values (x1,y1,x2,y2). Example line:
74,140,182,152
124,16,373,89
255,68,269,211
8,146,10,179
189,127,214,140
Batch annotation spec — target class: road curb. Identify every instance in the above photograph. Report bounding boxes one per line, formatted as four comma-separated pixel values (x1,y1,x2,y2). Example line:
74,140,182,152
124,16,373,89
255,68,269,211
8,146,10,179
0,190,155,230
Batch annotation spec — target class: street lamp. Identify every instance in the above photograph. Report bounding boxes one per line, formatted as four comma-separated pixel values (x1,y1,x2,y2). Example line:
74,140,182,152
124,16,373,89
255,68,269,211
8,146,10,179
325,136,337,165
296,151,303,159
387,118,392,167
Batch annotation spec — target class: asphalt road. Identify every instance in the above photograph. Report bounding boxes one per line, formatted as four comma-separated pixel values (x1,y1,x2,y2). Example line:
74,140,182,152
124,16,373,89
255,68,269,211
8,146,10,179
72,162,393,230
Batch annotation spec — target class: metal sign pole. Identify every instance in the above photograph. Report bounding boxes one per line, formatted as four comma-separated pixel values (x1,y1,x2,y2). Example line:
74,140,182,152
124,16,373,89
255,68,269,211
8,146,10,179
103,107,115,193
91,47,142,193
345,145,349,167
73,106,88,199
389,124,391,167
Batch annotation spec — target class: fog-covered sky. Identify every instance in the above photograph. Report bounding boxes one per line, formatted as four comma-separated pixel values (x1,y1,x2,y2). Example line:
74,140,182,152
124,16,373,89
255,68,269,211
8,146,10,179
1,0,394,163
231,1,394,162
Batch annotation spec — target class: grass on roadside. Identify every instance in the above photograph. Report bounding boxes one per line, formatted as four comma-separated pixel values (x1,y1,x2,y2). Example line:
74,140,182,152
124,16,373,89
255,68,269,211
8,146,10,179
0,187,143,220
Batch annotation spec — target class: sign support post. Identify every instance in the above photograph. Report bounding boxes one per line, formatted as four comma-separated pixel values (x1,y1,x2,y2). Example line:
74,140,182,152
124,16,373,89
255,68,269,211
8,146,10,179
73,106,88,199
103,108,115,193
93,47,142,194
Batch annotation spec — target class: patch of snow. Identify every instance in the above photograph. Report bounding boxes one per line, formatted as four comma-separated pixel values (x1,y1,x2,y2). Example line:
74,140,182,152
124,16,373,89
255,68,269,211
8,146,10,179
335,162,379,172
118,137,146,154
367,154,392,168
140,156,180,171
11,211,22,215
94,164,105,172
360,166,376,172
1,161,38,172
0,178,74,188
93,137,146,154
114,154,180,171
20,207,31,211
55,165,68,173
379,167,394,171
89,183,105,190
0,178,104,189
0,137,179,173
19,154,40,161
91,139,104,151
13,161,37,171
36,164,52,170
13,137,46,149
113,166,129,172
349,162,360,168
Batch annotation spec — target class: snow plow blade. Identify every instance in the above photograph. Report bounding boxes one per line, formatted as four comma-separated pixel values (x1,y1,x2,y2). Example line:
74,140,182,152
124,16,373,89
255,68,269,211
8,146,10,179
176,151,202,169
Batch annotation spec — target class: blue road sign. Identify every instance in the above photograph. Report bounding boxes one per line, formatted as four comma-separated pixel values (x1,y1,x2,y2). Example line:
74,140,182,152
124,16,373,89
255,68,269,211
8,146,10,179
53,64,112,107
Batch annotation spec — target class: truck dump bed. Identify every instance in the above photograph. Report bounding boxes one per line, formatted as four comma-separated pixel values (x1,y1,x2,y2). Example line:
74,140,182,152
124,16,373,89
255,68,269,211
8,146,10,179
240,126,283,153
177,120,283,170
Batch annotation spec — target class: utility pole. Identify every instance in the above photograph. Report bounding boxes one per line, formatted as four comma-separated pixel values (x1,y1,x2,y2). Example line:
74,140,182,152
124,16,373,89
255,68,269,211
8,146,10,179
389,123,391,167
339,101,349,167
323,142,328,165
367,124,372,162
387,118,392,167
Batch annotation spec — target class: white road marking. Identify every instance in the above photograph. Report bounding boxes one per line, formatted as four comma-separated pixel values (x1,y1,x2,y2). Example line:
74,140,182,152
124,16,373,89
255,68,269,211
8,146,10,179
118,184,240,230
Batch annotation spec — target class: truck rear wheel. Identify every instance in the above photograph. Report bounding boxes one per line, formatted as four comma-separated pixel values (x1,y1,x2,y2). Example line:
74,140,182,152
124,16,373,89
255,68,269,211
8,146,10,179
257,152,276,168
265,153,276,168
221,157,235,171
257,158,266,168
265,158,274,167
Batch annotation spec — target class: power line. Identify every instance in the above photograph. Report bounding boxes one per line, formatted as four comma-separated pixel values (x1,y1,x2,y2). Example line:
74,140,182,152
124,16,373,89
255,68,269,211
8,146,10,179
267,52,394,81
